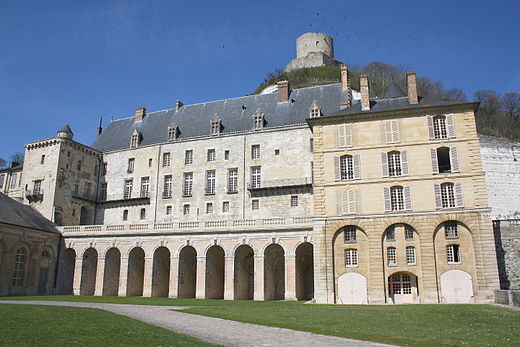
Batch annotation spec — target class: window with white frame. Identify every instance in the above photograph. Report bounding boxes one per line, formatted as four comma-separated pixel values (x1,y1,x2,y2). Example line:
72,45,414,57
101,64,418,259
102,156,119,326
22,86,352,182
127,158,135,173
140,177,150,197
447,244,461,263
183,172,193,196
124,179,133,199
441,183,456,208
206,202,213,214
222,201,230,213
251,145,260,159
185,150,193,165
340,155,354,180
290,195,298,207
206,170,216,194
12,247,26,286
163,175,172,198
387,247,397,265
228,168,238,193
168,126,178,141
405,225,414,240
344,249,358,267
166,205,172,215
207,149,216,162
251,166,261,188
130,132,139,148
310,100,321,118
252,199,259,210
390,186,404,211
183,204,190,215
33,180,42,195
163,152,171,167
344,226,357,243
388,151,402,177
386,226,396,241
444,221,459,239
406,246,416,265
433,116,447,139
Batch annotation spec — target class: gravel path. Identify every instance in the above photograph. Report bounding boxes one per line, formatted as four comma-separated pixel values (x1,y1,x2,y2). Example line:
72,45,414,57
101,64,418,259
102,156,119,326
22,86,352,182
0,300,393,347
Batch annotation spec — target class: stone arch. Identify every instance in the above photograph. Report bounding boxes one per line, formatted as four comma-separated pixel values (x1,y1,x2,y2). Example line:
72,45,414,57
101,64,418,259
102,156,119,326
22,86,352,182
61,248,76,294
337,272,367,304
205,245,225,299
127,247,145,296
80,248,98,295
440,269,474,303
295,242,314,300
152,246,171,297
234,245,254,300
264,244,285,300
326,219,371,244
178,246,197,298
387,271,419,304
428,213,477,232
103,247,121,296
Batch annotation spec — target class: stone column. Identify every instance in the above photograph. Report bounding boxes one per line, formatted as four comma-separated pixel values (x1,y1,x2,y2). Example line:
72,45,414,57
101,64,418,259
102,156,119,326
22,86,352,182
118,257,129,297
224,256,234,300
94,257,105,296
142,257,154,297
312,219,335,303
168,256,179,298
195,256,206,299
253,254,264,301
72,256,83,295
285,254,297,301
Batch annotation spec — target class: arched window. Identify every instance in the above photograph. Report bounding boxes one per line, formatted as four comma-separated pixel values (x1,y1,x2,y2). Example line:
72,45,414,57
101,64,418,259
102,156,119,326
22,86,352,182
12,247,27,286
386,226,396,241
343,226,357,243
344,249,358,267
444,221,459,239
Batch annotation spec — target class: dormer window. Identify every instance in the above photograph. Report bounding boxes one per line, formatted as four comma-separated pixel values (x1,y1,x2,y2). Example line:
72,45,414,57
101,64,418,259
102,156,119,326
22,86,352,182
130,129,140,148
210,114,221,136
310,100,321,118
168,124,178,141
252,108,264,131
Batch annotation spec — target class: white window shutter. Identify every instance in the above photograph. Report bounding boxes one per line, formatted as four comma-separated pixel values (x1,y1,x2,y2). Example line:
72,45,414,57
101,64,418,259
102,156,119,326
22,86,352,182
338,125,347,148
334,156,340,181
381,152,389,177
353,154,361,179
385,121,392,144
430,148,439,174
401,150,409,175
404,185,412,210
341,189,350,214
384,187,391,212
348,189,356,214
455,182,464,207
450,147,460,172
392,120,400,143
427,116,435,140
447,114,456,138
344,124,353,147
434,183,442,209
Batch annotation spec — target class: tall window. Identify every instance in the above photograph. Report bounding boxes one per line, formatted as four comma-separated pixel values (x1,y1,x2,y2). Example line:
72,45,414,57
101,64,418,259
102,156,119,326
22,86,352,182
183,172,193,196
127,158,135,173
344,249,358,267
206,202,213,214
163,175,172,198
207,149,216,162
436,147,451,173
140,208,146,220
444,221,459,239
206,170,216,194
130,132,139,148
11,173,17,188
447,244,461,263
211,116,221,136
228,168,238,193
253,108,264,130
40,155,45,164
251,166,261,188
168,126,178,141
33,180,42,194
185,150,193,165
290,195,299,207
224,150,230,160
12,247,26,286
388,151,402,177
148,158,153,167
252,145,260,159
124,179,133,199
441,183,456,208
387,247,397,265
340,155,354,180
390,186,404,211
123,209,128,221
344,226,357,243
100,183,107,201
433,116,447,139
140,177,150,197
162,152,171,167
183,204,190,215
406,247,416,265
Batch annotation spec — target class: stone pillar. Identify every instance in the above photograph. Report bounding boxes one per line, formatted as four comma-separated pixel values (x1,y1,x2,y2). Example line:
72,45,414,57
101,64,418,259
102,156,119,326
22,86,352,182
168,257,179,298
285,254,297,301
253,254,264,301
94,257,105,296
72,256,83,295
195,256,206,299
142,257,153,297
118,257,128,297
312,219,335,303
224,256,234,300
0,252,14,296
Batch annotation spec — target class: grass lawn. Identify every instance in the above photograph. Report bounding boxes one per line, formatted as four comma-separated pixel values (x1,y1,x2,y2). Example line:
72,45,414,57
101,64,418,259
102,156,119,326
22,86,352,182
2,296,520,347
0,303,218,347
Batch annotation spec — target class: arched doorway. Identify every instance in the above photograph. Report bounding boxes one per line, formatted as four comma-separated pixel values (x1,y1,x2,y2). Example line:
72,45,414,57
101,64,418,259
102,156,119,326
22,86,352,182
127,247,145,296
178,246,197,298
61,248,76,294
205,245,225,299
337,272,367,304
103,248,121,296
388,272,418,304
440,270,473,303
234,245,254,300
37,250,51,295
264,244,285,300
152,247,171,297
295,242,314,300
80,248,97,296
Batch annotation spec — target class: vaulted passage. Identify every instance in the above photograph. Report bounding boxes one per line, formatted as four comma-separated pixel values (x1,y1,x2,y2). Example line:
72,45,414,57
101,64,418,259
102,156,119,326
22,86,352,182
61,248,76,294
152,247,170,297
205,245,225,299
264,244,285,300
178,246,197,298
296,242,314,300
127,247,145,296
80,248,97,295
103,248,121,296
234,245,254,300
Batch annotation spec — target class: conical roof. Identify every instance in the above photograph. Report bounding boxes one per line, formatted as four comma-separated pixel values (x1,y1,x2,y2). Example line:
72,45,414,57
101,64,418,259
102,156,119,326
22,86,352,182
58,124,73,135
383,82,407,99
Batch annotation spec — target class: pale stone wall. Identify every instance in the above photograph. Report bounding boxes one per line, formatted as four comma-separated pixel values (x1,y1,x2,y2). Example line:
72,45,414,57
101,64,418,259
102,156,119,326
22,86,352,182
493,219,520,290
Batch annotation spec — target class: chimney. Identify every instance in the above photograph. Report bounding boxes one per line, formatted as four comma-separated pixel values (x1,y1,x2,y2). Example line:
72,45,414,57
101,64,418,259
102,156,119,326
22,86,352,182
135,107,146,121
176,100,183,110
340,64,351,109
407,72,419,104
97,117,103,136
360,74,370,111
277,80,289,102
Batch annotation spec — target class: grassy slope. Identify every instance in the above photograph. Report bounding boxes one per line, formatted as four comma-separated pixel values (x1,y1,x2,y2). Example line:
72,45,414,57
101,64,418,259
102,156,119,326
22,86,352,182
0,303,218,347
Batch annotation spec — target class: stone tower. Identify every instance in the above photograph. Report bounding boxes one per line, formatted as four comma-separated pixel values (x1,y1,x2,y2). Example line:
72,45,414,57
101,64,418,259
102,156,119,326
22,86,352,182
285,33,340,72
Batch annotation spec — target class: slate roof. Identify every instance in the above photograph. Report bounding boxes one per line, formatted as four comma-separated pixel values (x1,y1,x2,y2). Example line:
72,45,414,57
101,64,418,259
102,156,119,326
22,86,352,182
91,84,349,152
59,124,73,135
0,193,59,234
383,82,407,98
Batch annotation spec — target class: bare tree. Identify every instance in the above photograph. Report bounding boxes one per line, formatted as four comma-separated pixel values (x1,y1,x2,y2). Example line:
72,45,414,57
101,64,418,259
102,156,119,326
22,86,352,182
0,157,6,168
474,90,501,115
10,152,24,165
502,92,520,117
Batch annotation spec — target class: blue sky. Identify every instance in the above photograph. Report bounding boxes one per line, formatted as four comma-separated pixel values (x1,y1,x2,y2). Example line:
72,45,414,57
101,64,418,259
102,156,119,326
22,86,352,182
1,0,519,161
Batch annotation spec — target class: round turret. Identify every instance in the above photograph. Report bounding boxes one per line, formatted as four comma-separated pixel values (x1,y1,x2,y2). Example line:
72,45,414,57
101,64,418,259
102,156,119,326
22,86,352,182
296,32,334,59
57,124,74,140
